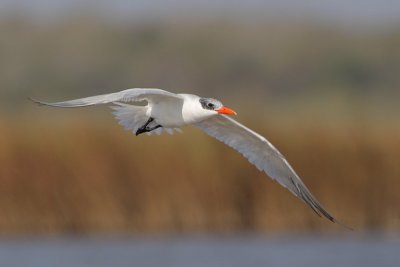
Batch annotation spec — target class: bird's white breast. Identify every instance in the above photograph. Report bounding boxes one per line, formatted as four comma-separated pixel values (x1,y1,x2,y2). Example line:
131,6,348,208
148,98,186,127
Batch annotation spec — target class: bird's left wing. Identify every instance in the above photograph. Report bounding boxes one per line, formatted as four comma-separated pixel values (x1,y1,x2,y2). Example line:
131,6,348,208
30,88,182,108
195,114,346,226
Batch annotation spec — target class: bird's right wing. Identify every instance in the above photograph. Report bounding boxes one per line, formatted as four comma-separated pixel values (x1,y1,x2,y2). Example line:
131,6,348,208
195,115,348,227
30,88,182,108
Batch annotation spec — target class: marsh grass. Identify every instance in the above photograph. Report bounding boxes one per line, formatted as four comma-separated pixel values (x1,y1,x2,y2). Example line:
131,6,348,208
0,115,399,234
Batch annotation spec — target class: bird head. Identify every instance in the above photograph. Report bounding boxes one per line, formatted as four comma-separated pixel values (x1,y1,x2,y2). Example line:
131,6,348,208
199,98,237,115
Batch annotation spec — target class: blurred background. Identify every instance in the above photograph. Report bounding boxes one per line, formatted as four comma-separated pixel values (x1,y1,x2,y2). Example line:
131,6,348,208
0,0,399,266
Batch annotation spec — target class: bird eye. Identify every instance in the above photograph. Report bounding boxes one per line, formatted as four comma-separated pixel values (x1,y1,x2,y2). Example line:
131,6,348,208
207,103,214,109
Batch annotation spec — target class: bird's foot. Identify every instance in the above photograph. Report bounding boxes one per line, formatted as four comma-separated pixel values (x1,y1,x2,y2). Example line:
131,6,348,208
136,117,162,135
135,125,162,136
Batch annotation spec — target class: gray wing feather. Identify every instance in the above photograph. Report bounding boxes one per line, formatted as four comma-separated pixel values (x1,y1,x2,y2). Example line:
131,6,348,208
30,88,181,108
195,115,349,227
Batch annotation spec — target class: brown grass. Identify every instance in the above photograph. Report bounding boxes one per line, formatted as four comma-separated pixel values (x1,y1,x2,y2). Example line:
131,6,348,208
0,115,399,235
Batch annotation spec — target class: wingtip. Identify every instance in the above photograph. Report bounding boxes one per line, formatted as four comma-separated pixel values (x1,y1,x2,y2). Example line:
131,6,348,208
318,207,354,231
322,211,353,231
28,97,45,106
299,188,353,231
333,219,354,231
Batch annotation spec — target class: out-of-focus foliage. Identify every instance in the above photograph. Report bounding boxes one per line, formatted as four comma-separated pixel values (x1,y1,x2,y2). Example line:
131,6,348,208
1,13,399,234
1,15,400,113
0,117,399,234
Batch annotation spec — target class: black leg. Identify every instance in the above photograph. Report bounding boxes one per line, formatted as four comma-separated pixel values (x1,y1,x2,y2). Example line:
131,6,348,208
143,117,154,127
136,117,162,136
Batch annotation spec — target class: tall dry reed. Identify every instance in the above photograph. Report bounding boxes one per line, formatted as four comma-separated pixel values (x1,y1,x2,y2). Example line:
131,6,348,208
0,116,399,234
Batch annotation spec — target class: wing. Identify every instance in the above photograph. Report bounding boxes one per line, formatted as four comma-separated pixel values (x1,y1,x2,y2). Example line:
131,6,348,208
30,88,182,108
195,115,348,227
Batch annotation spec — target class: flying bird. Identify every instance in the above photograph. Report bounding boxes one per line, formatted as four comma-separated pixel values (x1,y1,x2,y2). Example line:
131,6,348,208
31,88,349,228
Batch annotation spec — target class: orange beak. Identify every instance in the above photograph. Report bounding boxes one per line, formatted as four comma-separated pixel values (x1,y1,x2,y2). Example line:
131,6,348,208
216,106,237,115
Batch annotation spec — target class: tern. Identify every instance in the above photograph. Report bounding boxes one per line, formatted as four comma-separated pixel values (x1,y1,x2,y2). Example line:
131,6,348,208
32,88,349,228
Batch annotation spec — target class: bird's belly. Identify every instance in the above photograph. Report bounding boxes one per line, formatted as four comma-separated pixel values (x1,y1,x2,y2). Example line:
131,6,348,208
148,103,186,127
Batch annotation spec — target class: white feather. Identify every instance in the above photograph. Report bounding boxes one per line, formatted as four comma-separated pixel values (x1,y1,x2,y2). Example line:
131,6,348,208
111,103,180,135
